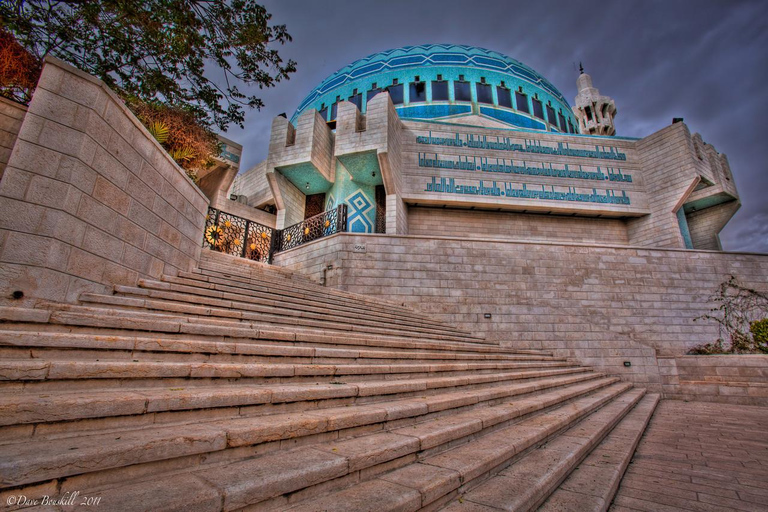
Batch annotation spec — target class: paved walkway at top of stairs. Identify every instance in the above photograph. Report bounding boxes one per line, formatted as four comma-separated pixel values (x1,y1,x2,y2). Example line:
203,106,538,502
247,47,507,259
610,400,768,512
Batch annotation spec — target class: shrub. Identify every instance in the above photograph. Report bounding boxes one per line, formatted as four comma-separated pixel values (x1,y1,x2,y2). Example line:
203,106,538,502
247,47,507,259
750,318,768,353
122,95,220,182
0,27,41,104
691,276,768,354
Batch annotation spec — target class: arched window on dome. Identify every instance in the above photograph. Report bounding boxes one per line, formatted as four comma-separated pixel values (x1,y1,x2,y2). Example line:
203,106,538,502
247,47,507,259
496,81,512,109
330,96,340,121
568,118,575,133
454,75,471,102
387,79,404,105
348,89,362,111
409,76,427,103
367,83,382,103
546,103,557,128
476,78,493,104
558,111,567,133
317,103,328,121
515,88,529,114
532,96,544,120
432,75,449,101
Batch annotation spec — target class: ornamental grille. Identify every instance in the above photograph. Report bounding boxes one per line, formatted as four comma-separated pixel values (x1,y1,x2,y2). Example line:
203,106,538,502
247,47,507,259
275,204,347,253
203,204,347,264
203,208,274,263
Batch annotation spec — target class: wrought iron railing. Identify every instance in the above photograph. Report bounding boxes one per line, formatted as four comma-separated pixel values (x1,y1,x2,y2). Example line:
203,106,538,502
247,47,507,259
275,204,347,253
203,207,276,263
203,204,347,263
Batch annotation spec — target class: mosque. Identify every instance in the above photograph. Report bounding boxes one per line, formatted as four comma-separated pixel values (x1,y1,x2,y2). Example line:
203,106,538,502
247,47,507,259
231,43,740,251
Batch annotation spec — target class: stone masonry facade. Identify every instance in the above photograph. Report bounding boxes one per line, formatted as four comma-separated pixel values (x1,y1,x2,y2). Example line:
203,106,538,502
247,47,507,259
0,58,209,306
273,233,768,400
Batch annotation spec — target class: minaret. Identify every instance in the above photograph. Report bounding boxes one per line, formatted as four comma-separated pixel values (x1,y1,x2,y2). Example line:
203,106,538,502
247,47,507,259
572,64,617,136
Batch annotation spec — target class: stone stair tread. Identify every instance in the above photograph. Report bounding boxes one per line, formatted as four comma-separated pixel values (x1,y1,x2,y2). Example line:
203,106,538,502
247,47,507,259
136,276,465,334
0,360,586,383
79,291,481,341
1,373,610,489
51,380,628,511
536,393,660,512
0,369,598,428
175,269,428,325
0,330,553,362
196,252,428,317
280,382,633,512
441,387,646,512
41,304,531,353
188,260,456,323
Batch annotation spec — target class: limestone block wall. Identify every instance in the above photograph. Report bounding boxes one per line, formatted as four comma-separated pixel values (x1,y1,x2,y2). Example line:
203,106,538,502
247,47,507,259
626,123,700,247
269,170,305,229
273,234,768,392
408,207,629,245
209,192,276,228
686,201,740,251
387,194,409,235
231,161,273,208
0,57,208,305
659,355,768,405
0,97,27,181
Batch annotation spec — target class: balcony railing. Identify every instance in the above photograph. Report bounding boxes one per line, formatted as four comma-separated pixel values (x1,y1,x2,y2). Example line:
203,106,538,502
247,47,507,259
275,204,347,253
202,204,347,263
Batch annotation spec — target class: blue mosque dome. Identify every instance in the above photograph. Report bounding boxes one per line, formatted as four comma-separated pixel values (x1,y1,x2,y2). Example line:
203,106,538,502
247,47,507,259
292,44,579,133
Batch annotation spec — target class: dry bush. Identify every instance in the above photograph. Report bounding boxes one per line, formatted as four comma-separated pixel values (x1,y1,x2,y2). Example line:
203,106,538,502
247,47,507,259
0,27,41,104
691,276,768,354
123,95,220,182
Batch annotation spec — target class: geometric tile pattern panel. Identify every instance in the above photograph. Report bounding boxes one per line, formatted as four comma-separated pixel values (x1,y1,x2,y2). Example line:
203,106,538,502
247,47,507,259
346,190,374,233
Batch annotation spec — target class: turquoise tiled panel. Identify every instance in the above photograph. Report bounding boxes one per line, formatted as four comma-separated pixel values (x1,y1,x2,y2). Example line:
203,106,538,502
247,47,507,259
326,162,376,233
479,106,547,130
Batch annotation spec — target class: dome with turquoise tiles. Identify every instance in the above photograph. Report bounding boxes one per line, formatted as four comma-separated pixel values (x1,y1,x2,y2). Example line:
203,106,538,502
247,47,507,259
292,44,578,133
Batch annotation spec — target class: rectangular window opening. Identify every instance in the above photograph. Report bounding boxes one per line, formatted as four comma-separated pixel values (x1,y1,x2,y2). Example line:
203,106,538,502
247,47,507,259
409,80,427,102
454,80,471,102
496,86,512,108
532,98,544,120
515,91,529,113
476,82,493,104
432,80,449,101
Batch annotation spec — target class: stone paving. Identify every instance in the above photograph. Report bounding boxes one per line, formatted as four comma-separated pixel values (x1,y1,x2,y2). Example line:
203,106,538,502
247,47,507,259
610,400,768,512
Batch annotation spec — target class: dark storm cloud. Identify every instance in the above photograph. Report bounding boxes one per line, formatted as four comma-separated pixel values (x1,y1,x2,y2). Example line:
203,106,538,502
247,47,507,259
225,0,768,253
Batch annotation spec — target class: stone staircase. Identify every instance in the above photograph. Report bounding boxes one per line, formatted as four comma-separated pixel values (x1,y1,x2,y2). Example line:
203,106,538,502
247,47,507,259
0,250,658,511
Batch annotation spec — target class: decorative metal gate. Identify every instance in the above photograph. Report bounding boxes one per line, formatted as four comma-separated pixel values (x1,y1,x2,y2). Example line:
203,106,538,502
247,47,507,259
203,204,347,263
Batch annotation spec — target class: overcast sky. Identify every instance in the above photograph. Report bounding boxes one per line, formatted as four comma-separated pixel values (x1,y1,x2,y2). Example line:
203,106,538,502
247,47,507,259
225,0,768,253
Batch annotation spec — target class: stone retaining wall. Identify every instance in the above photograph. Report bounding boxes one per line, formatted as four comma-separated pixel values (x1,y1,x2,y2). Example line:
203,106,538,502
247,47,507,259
0,96,27,181
0,57,209,305
273,233,768,393
660,355,768,405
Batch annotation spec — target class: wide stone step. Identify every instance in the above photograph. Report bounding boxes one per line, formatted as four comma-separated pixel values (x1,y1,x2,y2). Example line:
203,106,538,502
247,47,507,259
0,358,580,383
181,267,427,322
28,379,627,509
537,393,659,512
158,272,466,333
439,388,646,512
0,372,601,432
78,292,478,344
0,330,557,368
85,288,474,342
135,276,465,335
191,258,445,321
38,305,530,354
190,261,474,338
0,360,590,396
272,382,634,512
0,375,617,489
